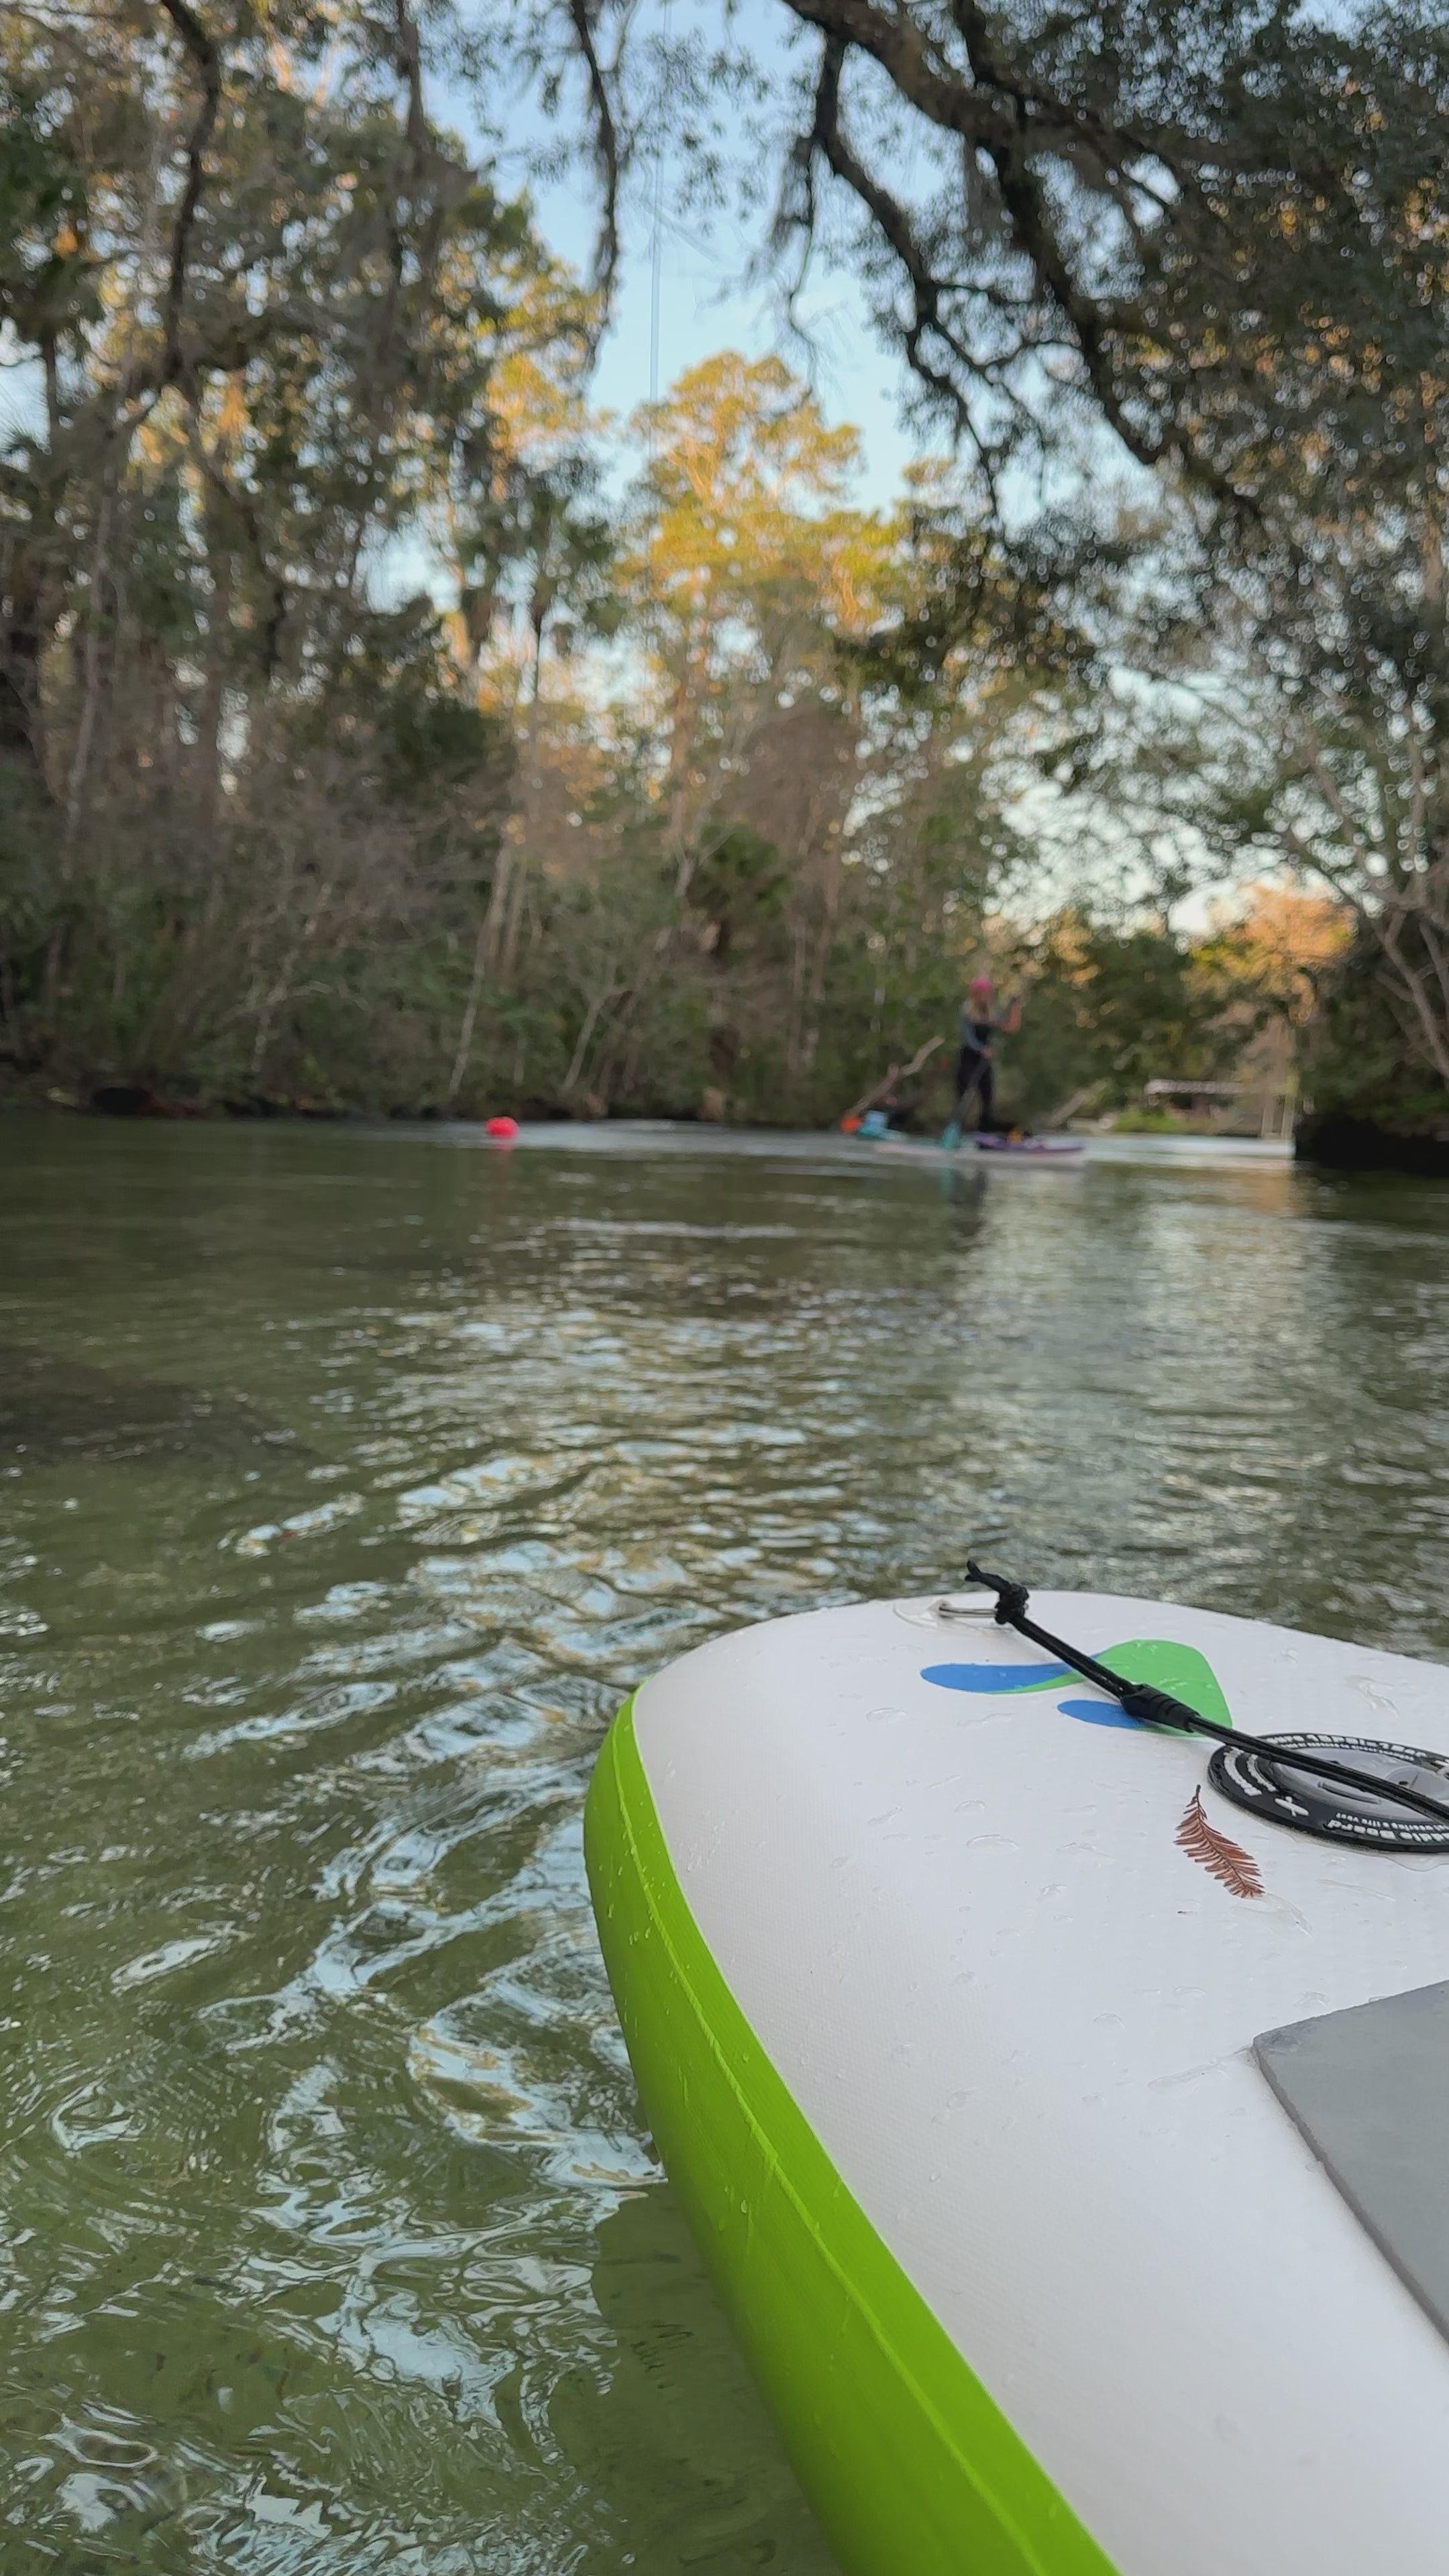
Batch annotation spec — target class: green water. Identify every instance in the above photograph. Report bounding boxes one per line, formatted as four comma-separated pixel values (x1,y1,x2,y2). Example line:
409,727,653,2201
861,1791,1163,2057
5,1117,1449,2572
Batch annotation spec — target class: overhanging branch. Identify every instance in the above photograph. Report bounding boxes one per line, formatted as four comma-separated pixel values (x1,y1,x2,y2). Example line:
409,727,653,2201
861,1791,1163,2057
777,0,1262,511
566,0,621,307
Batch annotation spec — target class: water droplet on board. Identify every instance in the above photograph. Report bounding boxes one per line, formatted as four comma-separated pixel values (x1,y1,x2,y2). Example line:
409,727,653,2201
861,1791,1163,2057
1348,1672,1399,1719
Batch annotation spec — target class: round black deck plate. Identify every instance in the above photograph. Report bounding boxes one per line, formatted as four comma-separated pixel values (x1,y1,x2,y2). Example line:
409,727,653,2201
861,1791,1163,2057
1209,1732,1449,1851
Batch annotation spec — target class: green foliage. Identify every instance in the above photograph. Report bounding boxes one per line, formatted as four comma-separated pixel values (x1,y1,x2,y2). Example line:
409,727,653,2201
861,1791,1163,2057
688,825,787,965
0,0,574,1101
1000,914,1271,1120
1302,938,1449,1137
382,690,511,802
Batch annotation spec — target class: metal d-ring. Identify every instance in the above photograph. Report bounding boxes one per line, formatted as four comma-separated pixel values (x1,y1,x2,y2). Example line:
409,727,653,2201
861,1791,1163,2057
932,1591,1001,1621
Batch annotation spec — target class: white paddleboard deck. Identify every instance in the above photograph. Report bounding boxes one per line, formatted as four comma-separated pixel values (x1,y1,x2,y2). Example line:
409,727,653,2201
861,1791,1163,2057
632,1591,1449,2576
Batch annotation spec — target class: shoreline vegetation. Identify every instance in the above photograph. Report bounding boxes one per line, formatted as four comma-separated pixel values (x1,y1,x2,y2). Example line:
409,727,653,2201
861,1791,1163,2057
0,871,1341,1142
3,1,1447,1169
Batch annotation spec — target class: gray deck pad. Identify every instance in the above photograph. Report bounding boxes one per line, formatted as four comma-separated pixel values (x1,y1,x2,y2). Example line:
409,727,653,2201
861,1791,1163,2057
1254,1980,1449,2347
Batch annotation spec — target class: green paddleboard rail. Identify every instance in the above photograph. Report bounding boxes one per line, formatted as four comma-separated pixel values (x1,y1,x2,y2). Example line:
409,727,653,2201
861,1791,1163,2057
585,1697,1120,2576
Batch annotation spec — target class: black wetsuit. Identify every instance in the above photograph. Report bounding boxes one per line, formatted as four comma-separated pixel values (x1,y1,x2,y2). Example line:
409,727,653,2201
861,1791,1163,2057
955,1014,996,1125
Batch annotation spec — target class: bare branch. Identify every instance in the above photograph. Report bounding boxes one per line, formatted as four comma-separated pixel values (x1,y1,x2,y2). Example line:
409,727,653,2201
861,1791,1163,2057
392,0,431,156
565,0,622,309
790,37,1006,496
154,0,222,392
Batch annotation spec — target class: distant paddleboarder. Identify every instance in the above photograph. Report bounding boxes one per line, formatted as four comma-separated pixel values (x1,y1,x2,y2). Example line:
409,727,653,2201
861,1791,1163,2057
947,975,1022,1140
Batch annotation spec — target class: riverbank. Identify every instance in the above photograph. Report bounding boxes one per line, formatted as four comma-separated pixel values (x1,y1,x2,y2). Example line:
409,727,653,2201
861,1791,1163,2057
28,1081,1449,1184
1295,1110,1449,1179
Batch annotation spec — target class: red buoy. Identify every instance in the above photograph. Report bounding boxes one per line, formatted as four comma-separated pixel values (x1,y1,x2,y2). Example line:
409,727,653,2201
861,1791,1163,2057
485,1114,520,1139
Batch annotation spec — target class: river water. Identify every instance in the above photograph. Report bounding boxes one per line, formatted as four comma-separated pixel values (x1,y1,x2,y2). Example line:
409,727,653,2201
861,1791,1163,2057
5,1117,1449,2572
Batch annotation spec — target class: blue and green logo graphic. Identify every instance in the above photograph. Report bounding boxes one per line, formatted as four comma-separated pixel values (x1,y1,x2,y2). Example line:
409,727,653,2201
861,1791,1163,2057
920,1639,1232,1733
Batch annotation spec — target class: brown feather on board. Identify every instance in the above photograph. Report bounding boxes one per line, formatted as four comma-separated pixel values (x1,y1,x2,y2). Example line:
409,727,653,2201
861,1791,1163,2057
1175,1787,1264,1900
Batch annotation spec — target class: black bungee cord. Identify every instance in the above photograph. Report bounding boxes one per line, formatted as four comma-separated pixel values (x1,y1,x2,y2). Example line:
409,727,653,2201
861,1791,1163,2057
964,1557,1449,1835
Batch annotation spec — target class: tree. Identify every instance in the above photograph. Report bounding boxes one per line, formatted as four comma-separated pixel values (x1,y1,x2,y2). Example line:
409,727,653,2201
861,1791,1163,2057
998,911,1274,1119
609,355,1032,1097
620,353,865,884
1022,449,1449,1102
741,1,1449,1116
442,350,1038,1121
0,0,590,1100
444,448,621,1097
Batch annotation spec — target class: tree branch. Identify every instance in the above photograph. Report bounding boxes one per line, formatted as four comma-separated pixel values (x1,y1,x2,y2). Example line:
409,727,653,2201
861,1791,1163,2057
790,38,1005,493
777,0,1264,512
782,0,1015,153
154,0,222,392
392,0,430,156
565,0,621,308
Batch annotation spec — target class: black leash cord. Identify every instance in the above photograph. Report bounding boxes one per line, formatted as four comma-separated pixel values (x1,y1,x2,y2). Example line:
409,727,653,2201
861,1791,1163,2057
963,1558,1449,1833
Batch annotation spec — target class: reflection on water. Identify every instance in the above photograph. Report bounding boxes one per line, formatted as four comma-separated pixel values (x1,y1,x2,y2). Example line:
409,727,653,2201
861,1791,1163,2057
3,1117,1449,2569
